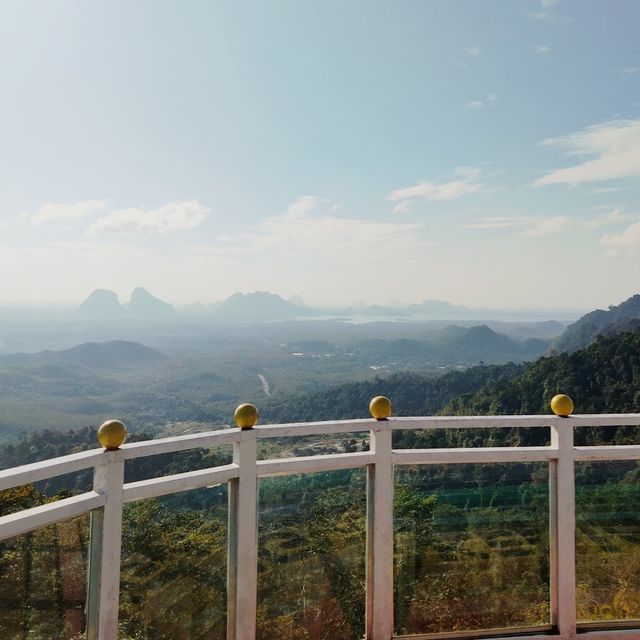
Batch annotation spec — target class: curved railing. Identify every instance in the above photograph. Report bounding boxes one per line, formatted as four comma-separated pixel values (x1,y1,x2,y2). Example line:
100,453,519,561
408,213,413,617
2,407,640,640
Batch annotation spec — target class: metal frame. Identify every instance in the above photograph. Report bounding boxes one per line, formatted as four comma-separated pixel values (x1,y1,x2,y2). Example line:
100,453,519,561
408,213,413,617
0,413,639,640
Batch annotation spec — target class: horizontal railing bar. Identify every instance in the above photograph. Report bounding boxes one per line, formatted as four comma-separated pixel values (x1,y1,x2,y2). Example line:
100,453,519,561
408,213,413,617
578,631,640,639
1,415,639,492
122,463,239,502
393,624,554,640
0,449,105,492
117,428,241,459
0,491,104,541
578,620,640,631
392,446,556,465
254,418,374,439
379,414,640,430
256,451,374,477
574,445,640,461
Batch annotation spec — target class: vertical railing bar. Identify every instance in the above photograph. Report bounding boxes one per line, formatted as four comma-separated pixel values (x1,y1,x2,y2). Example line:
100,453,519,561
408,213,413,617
85,508,104,640
369,425,394,639
548,458,559,631
365,463,375,639
551,422,576,640
228,430,258,640
85,458,125,640
227,478,239,640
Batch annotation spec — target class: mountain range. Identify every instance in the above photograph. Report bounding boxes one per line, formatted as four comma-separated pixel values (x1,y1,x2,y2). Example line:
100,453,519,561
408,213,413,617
75,289,487,322
78,287,175,319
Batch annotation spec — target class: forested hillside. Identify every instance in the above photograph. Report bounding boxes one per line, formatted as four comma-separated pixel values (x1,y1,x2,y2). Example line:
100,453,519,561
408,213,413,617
265,332,640,424
264,363,524,423
445,332,640,416
553,294,640,353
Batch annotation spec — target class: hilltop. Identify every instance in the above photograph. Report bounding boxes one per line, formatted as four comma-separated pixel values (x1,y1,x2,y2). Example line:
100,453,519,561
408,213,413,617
553,293,640,353
0,340,167,370
77,288,174,319
213,291,315,320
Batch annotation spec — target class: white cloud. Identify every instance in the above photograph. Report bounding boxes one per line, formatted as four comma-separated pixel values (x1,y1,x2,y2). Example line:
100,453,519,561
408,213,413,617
286,195,320,218
585,208,635,229
518,216,569,237
31,200,106,225
591,186,622,194
463,216,534,230
622,66,640,76
530,0,559,20
465,93,498,110
534,119,640,186
392,201,412,215
90,200,209,234
463,215,570,237
248,197,427,257
388,167,483,206
463,47,483,56
602,221,640,256
534,45,552,54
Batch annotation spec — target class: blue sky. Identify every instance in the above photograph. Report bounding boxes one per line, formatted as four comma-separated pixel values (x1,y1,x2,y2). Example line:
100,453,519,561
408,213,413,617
0,0,639,309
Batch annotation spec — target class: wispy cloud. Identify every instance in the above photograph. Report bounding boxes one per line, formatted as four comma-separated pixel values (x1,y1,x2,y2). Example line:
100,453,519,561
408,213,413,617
530,0,559,20
391,201,412,215
602,221,640,256
235,196,428,257
534,45,552,55
519,216,569,237
465,93,498,110
622,66,640,76
388,167,483,207
286,195,321,217
463,47,483,56
463,215,569,237
31,200,106,225
90,200,209,234
585,208,635,229
534,119,640,186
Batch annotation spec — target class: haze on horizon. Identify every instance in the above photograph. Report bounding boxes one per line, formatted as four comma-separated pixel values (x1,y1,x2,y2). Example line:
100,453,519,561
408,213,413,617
1,0,639,311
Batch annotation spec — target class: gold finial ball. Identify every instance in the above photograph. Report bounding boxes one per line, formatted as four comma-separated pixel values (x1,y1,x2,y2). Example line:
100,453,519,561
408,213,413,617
550,394,574,418
234,403,259,429
369,396,392,421
97,420,128,450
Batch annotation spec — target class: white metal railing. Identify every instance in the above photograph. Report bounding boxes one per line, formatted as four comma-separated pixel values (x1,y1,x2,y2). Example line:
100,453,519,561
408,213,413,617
1,411,640,640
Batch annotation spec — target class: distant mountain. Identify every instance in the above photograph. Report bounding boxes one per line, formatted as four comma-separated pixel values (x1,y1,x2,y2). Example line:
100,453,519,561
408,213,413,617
77,289,124,317
214,291,315,320
408,299,468,315
288,294,306,307
0,340,167,370
553,294,640,353
359,305,409,317
427,324,548,362
128,287,174,316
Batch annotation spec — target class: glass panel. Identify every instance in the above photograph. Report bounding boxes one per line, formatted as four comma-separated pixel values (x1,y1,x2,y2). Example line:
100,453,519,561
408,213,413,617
576,461,640,624
119,485,228,639
394,463,550,635
257,469,366,640
0,496,88,640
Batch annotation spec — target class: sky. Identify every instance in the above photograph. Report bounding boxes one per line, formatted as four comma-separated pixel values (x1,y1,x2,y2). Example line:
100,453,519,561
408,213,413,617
0,0,639,310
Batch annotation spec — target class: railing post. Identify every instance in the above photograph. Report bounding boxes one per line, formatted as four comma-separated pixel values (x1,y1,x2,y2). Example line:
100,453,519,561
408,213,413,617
550,420,576,639
366,424,394,640
86,457,125,640
227,429,258,640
